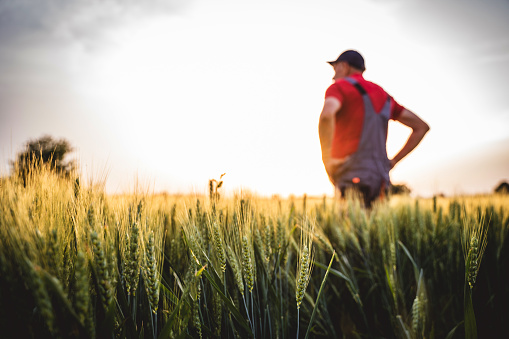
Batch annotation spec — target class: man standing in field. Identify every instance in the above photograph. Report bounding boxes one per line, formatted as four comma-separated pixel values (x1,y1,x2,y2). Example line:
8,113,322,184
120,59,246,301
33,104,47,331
318,50,429,207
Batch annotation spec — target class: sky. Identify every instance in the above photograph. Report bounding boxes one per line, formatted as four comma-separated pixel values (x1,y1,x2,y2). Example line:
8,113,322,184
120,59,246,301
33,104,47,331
1,0,508,198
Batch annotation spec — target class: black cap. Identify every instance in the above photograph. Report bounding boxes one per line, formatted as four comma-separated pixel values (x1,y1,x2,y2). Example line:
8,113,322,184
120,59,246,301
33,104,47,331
327,50,365,71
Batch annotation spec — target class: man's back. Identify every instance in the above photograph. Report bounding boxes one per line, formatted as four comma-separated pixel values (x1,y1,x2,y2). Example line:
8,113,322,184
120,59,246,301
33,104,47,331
325,73,404,159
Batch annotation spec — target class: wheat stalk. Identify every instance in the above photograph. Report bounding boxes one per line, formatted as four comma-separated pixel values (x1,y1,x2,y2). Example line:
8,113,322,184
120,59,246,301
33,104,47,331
296,219,314,309
461,211,489,339
295,244,312,309
25,259,55,334
124,221,140,296
211,221,226,273
241,235,255,293
90,230,113,309
412,295,421,335
73,251,90,325
462,214,488,290
296,219,314,339
144,231,160,313
227,245,244,296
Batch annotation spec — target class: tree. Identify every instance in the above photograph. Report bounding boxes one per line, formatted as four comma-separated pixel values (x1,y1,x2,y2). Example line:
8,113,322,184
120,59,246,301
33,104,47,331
494,181,509,194
10,135,76,185
389,183,411,195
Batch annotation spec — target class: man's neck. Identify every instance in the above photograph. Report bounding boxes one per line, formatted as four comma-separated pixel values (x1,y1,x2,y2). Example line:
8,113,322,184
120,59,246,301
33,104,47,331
346,70,363,77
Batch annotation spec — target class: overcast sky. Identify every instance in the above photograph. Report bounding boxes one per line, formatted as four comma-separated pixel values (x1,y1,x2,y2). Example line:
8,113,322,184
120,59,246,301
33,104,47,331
1,0,508,197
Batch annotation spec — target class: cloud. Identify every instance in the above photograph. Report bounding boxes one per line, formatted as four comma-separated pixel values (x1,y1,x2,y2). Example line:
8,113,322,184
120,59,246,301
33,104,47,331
0,0,193,152
0,0,190,51
394,0,509,53
393,0,509,111
0,0,193,97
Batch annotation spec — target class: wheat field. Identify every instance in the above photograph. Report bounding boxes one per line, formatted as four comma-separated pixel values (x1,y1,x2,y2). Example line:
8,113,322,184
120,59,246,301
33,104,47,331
1,165,508,338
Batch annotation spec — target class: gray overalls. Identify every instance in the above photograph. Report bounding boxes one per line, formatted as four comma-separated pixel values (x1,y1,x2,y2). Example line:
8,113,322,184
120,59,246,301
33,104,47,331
332,77,391,206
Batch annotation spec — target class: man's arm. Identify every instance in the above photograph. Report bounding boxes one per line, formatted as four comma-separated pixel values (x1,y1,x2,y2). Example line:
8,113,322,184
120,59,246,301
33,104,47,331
390,108,430,168
319,97,348,181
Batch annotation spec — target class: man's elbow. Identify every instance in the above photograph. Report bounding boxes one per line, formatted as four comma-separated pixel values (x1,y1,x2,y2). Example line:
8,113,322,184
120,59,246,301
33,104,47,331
421,121,430,134
412,113,430,135
414,121,430,139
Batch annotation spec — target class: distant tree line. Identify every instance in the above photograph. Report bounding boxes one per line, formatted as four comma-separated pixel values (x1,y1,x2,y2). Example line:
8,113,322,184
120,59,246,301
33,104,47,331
9,135,76,186
5,135,509,196
495,181,509,194
389,184,411,195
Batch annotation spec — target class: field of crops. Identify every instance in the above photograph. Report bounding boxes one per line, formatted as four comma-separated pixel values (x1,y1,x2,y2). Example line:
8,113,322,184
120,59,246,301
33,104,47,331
1,165,508,339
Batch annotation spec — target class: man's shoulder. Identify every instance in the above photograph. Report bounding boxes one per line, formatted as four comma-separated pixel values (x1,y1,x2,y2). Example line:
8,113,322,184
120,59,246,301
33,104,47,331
331,77,358,91
351,76,389,97
351,74,382,88
337,74,381,90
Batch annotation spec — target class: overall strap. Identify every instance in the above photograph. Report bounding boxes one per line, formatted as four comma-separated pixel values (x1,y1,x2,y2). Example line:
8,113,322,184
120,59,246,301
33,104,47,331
335,76,392,191
344,76,392,114
344,76,366,95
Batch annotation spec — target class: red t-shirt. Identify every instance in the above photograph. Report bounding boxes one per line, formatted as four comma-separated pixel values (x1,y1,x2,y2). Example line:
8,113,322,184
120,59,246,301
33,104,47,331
324,73,405,158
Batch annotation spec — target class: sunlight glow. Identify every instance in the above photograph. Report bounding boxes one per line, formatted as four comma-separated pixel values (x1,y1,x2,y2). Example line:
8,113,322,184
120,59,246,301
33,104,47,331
0,0,496,196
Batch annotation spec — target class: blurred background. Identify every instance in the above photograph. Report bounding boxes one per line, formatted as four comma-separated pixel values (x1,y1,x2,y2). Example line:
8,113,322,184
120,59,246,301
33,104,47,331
1,0,508,197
